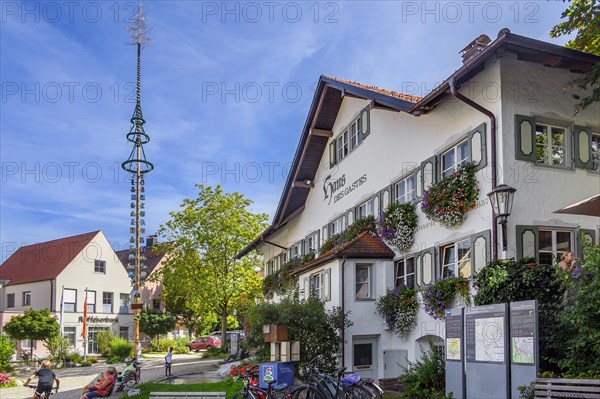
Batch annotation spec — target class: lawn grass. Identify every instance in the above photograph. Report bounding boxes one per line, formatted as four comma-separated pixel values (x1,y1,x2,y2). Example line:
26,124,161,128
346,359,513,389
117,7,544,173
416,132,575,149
133,379,243,399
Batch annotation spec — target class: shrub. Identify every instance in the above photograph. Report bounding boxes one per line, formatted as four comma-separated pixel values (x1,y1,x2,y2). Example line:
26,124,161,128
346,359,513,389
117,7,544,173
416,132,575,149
375,285,418,336
66,352,83,364
43,335,71,364
230,360,258,377
400,343,450,399
108,338,133,361
96,331,113,357
80,360,92,367
0,373,16,389
148,337,189,354
0,335,15,372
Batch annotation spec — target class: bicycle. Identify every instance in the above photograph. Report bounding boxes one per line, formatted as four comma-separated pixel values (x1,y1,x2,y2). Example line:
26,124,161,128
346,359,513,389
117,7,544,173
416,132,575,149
27,383,58,399
233,364,293,399
115,358,142,392
291,360,373,399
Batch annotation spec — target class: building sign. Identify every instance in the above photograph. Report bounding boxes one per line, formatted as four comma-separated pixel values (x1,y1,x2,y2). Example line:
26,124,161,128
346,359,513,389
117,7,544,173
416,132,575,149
323,173,367,205
78,316,119,324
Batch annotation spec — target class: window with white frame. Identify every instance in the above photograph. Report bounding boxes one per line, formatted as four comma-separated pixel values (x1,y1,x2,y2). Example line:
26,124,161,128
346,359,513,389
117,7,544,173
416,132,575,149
6,293,15,308
22,291,31,306
64,289,77,312
535,123,567,166
538,229,572,266
395,174,416,203
330,217,343,237
355,264,373,299
86,291,96,313
330,108,369,167
307,232,318,254
350,116,363,150
291,242,302,259
63,326,76,346
592,132,600,171
119,326,130,340
441,140,470,177
102,292,113,313
442,239,472,278
119,293,129,313
357,198,375,218
310,272,324,299
94,260,106,274
337,130,349,162
266,260,274,276
395,258,415,289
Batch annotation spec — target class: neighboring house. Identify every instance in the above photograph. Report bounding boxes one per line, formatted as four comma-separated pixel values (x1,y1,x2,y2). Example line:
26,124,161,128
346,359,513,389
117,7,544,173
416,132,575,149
0,231,134,356
239,30,600,381
116,236,190,341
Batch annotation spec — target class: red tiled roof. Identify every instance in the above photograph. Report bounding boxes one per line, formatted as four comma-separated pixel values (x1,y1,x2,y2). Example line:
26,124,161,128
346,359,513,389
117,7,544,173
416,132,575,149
322,75,422,104
0,231,100,286
291,232,395,276
116,246,168,276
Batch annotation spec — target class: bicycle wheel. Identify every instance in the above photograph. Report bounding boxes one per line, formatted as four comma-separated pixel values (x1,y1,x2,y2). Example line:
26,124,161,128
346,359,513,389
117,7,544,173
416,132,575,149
341,385,372,399
359,382,382,399
291,385,326,399
233,390,260,399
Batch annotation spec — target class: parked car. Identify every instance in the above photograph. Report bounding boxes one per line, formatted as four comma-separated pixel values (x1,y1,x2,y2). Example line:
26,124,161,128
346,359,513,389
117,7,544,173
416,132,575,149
186,336,222,351
210,330,246,342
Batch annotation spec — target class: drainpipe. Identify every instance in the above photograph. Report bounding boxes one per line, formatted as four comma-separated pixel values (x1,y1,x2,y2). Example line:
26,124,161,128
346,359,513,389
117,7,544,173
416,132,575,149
340,256,347,367
449,78,498,260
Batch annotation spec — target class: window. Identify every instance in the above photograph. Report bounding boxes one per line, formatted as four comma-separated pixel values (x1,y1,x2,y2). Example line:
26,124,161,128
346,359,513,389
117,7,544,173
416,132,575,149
63,326,76,346
119,293,130,314
6,293,15,308
395,175,416,204
538,229,572,266
87,327,109,354
355,264,372,299
441,140,469,177
22,291,31,306
102,292,113,313
63,289,77,312
306,232,318,254
153,299,161,310
396,257,415,289
266,260,274,275
330,217,343,237
330,107,370,166
350,116,363,150
535,123,567,166
310,273,323,299
21,340,37,350
337,131,349,162
592,133,600,171
94,260,106,274
290,242,302,259
86,291,96,313
353,343,372,367
358,198,375,218
119,326,130,340
442,239,472,278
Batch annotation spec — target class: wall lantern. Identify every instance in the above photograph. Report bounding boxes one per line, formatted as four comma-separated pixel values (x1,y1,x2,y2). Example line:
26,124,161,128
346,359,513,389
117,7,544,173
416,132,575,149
487,184,516,252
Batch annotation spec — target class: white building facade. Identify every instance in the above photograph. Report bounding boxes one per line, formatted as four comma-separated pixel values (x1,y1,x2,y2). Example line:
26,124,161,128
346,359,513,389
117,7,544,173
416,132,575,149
240,31,600,381
0,231,134,356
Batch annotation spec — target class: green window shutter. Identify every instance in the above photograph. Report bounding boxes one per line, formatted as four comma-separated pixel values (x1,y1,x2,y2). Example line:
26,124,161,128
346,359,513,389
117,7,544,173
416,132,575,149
468,123,487,171
577,228,596,257
300,239,307,256
324,269,331,301
420,155,437,193
346,208,354,226
573,125,593,169
329,141,337,168
373,194,380,220
361,106,371,139
414,252,423,289
421,247,435,286
471,230,491,275
514,115,536,162
315,230,320,252
414,166,423,199
303,277,310,300
322,225,328,242
515,225,538,262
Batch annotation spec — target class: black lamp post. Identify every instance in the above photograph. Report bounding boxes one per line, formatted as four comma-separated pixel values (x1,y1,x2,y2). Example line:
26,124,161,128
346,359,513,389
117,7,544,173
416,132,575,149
487,184,516,253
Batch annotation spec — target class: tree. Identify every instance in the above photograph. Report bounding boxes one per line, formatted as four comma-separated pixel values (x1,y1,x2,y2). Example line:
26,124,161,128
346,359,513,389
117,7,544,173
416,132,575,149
3,309,59,359
157,185,268,344
0,334,15,372
139,308,177,344
550,0,600,113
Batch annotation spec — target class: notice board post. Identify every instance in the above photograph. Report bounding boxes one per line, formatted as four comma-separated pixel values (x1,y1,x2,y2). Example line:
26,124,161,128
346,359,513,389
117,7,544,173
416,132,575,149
445,307,465,399
510,300,538,399
465,303,510,399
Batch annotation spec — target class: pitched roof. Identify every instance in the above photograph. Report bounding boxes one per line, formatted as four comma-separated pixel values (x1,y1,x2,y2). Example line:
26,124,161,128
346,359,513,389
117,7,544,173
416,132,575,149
115,245,167,276
290,232,395,276
0,231,100,286
322,75,422,104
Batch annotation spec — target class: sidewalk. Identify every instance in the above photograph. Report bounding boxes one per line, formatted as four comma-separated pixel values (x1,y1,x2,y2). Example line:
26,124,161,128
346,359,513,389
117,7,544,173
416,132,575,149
1,354,223,399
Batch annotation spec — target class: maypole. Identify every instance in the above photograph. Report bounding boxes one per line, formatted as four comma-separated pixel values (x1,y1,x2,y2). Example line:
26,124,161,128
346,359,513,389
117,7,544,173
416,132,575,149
121,0,153,359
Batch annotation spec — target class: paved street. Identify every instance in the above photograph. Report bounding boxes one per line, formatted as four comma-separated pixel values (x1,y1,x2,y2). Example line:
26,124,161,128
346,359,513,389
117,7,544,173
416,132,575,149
2,354,224,399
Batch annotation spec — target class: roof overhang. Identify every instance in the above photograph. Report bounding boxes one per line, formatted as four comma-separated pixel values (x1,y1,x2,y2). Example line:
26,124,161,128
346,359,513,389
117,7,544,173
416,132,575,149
553,194,600,217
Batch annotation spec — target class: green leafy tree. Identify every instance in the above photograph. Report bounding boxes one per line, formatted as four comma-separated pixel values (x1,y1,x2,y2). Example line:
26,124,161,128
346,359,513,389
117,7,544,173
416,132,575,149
3,309,59,358
140,308,177,344
0,335,15,372
43,335,71,364
551,0,600,113
245,297,352,379
157,185,267,343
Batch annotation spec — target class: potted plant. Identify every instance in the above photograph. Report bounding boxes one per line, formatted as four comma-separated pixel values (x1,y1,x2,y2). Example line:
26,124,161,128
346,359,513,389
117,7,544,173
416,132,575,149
379,202,418,252
422,275,470,320
375,285,419,336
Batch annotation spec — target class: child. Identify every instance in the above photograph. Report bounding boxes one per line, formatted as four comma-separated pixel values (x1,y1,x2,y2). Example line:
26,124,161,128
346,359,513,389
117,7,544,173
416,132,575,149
24,359,60,399
165,347,173,376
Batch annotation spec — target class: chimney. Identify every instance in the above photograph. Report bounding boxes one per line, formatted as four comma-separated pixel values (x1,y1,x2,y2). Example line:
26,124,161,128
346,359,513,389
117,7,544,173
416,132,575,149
460,34,492,64
146,235,157,248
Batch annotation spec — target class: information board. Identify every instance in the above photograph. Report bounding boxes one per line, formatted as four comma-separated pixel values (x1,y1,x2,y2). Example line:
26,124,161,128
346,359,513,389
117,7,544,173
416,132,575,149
510,300,538,399
445,308,465,399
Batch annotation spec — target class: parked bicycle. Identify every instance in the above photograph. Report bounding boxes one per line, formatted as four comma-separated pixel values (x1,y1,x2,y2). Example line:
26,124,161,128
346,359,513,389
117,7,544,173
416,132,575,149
291,360,373,399
233,364,293,399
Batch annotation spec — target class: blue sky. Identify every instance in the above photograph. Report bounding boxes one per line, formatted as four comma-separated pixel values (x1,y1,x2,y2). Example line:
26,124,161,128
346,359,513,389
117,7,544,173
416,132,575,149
0,1,571,260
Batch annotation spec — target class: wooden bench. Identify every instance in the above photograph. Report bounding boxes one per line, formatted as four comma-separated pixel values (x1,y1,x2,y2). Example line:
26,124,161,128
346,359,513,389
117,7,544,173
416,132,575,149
149,391,227,399
534,378,600,398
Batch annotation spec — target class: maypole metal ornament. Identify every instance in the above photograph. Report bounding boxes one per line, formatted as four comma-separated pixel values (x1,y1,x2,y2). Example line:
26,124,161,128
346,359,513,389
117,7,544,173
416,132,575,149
121,0,153,360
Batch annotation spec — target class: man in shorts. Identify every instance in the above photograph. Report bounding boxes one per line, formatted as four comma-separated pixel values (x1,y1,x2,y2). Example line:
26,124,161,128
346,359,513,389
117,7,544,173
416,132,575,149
24,359,60,398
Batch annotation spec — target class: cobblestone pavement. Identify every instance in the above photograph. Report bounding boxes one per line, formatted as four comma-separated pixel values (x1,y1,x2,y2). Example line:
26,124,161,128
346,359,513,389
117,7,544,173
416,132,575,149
2,354,224,399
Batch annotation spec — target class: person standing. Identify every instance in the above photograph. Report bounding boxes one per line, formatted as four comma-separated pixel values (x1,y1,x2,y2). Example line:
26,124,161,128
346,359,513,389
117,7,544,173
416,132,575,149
558,251,579,272
165,347,173,376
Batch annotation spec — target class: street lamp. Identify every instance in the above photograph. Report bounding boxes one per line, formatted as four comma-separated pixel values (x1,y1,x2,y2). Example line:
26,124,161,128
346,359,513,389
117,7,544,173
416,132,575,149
487,184,517,253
